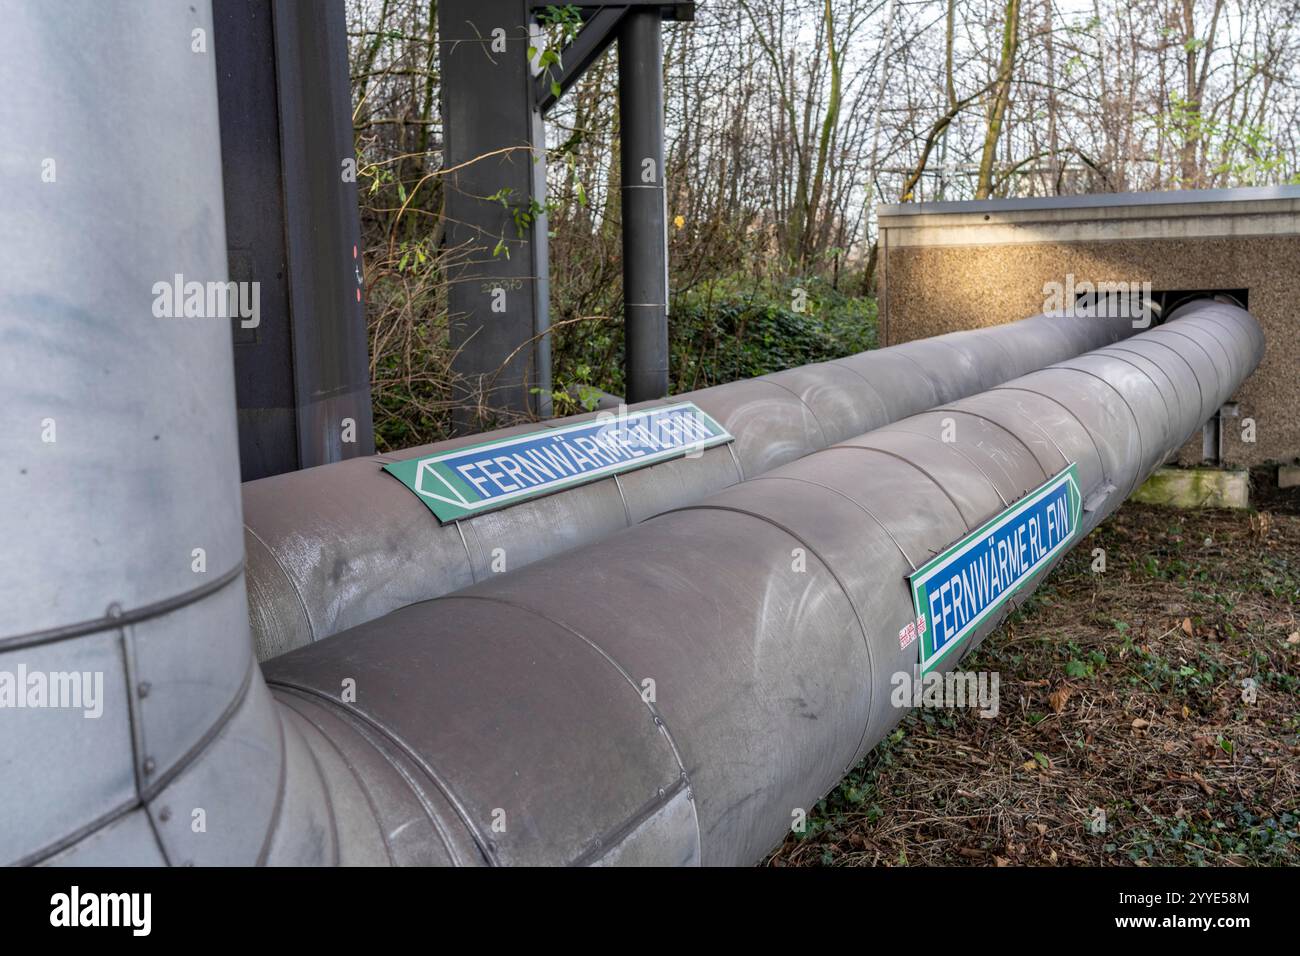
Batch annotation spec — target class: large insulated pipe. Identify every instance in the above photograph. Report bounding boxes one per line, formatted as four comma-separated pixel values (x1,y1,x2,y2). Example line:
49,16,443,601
618,9,669,402
254,299,1261,867
246,308,1138,659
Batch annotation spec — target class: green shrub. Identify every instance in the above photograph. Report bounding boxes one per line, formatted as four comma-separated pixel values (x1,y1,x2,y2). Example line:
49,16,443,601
552,275,877,398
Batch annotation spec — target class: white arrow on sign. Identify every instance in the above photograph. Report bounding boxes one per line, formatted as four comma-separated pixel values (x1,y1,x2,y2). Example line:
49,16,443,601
414,458,471,508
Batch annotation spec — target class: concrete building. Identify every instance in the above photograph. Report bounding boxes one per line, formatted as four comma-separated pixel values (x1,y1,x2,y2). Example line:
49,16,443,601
877,186,1300,467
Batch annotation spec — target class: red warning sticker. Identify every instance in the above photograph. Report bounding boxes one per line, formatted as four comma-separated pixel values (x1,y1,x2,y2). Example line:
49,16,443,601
898,614,926,650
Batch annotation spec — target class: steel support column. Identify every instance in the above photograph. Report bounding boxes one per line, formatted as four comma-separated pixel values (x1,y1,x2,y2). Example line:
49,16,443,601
618,11,670,402
213,0,375,480
439,0,552,432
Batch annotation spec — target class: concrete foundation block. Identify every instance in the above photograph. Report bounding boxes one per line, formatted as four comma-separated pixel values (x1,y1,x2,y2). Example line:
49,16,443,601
1132,467,1250,509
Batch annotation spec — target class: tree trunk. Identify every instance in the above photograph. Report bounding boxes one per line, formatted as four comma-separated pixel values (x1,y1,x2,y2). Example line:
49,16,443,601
975,0,1021,199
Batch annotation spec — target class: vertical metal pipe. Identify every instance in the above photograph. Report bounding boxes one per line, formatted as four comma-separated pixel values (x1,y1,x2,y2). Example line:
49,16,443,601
618,11,669,402
0,0,267,864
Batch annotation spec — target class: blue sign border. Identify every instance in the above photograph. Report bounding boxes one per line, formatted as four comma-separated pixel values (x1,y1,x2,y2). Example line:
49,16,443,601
910,463,1082,674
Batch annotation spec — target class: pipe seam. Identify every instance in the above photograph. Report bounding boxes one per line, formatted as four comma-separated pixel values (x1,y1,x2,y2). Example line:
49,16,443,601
758,376,831,447
276,692,399,866
879,428,1012,506
263,678,500,865
750,474,920,570
929,407,1055,480
0,561,245,652
442,592,699,793
655,500,881,767
1112,338,1206,429
988,386,1111,487
273,685,487,866
825,444,977,530
1044,365,1148,498
1099,348,1182,432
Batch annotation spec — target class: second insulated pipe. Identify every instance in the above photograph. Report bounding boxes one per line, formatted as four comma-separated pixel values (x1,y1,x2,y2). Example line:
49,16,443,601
619,10,669,402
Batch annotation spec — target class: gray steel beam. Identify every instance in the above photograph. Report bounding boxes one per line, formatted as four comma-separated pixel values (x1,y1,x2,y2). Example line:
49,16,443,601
443,0,689,425
618,10,670,402
440,0,552,432
213,0,297,479
534,6,628,113
532,3,692,113
213,0,375,480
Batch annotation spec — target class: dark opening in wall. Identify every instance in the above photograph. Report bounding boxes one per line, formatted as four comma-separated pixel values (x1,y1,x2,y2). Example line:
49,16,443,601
1155,289,1250,322
1071,287,1249,325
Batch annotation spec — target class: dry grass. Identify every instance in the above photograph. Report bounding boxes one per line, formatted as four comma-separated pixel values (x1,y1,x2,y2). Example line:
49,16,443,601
767,472,1300,867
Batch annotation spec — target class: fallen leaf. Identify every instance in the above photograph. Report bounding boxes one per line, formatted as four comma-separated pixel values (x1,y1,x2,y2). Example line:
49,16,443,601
994,856,1011,867
1181,617,1194,637
1132,717,1151,730
1049,687,1072,713
1287,631,1299,645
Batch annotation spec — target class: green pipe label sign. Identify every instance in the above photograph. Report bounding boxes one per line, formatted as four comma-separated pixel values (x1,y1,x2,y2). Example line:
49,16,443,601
910,463,1082,674
383,402,733,523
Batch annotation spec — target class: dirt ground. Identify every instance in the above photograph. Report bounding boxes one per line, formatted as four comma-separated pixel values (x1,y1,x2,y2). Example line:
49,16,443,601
767,468,1300,867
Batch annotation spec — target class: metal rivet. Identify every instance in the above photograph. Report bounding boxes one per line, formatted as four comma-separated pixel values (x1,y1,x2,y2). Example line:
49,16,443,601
158,807,171,823
138,681,151,698
143,757,156,775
